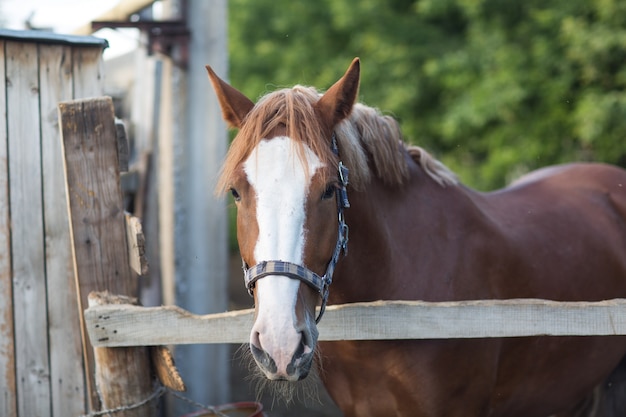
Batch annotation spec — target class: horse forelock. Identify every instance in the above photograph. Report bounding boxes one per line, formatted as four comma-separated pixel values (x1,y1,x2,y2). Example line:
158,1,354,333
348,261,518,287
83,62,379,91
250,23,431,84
216,86,338,193
216,86,457,194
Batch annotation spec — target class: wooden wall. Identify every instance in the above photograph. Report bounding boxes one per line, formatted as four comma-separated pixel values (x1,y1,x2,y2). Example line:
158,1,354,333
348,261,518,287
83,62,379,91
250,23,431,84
0,30,106,417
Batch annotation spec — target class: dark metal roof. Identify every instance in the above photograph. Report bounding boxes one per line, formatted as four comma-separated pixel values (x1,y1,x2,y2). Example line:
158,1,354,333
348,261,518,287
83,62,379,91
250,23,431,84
0,28,108,48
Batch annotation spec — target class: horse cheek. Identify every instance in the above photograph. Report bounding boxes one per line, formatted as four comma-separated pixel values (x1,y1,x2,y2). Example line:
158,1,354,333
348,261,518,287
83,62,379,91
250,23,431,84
236,199,260,267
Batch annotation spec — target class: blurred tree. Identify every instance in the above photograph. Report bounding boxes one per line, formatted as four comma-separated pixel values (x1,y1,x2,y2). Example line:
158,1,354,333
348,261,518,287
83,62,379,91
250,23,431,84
228,0,626,190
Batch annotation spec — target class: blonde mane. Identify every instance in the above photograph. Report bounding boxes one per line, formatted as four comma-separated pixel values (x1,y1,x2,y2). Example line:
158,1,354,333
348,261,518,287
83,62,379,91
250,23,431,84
217,86,457,193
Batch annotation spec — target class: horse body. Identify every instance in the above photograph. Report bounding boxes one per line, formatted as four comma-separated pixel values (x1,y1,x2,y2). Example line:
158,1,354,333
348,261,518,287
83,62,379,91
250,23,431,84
206,59,626,417
322,159,626,416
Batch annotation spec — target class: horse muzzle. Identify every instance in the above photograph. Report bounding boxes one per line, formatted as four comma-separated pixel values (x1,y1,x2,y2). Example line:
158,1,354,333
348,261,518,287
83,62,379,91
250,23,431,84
250,323,319,381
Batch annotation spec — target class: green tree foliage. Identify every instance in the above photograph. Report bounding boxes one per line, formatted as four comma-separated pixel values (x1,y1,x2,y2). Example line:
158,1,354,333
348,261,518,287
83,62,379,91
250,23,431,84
228,0,626,190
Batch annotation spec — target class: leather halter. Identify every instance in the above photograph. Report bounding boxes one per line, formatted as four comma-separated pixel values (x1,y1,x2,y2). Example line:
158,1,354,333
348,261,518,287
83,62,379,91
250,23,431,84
242,134,350,323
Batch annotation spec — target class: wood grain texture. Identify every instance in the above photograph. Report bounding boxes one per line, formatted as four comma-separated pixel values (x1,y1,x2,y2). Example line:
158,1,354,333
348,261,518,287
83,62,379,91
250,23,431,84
126,214,148,276
85,299,626,347
0,39,17,417
69,46,106,412
72,47,104,98
116,120,129,172
89,292,154,417
59,96,133,411
39,44,87,417
6,40,51,417
60,97,134,298
150,345,185,392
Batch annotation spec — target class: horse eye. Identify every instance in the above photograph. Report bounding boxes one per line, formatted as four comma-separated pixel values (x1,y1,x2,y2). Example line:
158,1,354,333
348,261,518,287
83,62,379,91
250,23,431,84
321,184,336,200
230,188,241,201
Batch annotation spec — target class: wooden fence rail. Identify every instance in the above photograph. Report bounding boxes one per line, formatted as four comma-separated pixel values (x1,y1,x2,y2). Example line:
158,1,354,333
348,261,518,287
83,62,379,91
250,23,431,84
85,298,626,348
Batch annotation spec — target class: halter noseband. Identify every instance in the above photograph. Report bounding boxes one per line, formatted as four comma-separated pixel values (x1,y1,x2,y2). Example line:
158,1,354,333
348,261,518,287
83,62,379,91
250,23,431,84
242,133,350,323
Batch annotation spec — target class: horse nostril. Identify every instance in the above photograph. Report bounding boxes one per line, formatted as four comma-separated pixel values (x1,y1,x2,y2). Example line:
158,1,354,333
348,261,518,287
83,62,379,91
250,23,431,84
251,330,262,350
286,331,314,378
250,329,283,375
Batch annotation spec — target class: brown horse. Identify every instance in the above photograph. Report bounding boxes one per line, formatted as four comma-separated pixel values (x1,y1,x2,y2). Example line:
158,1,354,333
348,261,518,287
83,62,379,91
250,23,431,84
206,58,626,417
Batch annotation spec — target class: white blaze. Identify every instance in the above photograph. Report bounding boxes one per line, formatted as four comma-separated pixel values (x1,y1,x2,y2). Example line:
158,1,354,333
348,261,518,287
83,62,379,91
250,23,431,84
244,136,323,372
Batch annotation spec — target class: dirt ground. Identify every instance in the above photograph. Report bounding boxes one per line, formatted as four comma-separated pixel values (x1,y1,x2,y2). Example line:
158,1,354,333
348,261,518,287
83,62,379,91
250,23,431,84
227,255,344,417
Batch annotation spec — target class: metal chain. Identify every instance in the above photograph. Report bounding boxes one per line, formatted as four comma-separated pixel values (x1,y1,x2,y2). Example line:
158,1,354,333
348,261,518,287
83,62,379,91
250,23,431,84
80,385,166,417
167,390,230,417
80,384,230,417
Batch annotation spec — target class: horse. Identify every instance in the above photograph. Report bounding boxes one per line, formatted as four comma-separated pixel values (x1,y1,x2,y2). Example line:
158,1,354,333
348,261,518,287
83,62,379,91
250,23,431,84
206,58,626,417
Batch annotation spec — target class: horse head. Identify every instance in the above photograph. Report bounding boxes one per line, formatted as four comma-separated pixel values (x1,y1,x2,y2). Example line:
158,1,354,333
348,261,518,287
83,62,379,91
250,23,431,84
207,59,360,381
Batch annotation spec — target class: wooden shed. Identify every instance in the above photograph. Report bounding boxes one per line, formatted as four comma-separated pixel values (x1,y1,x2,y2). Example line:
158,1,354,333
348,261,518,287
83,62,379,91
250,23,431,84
0,29,107,417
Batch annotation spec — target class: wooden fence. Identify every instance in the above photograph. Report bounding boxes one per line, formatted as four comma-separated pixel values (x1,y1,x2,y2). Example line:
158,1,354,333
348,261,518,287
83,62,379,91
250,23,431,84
85,298,626,348
0,29,107,417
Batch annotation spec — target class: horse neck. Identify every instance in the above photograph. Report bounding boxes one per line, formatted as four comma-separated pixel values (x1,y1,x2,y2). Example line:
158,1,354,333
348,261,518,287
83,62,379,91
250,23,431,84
330,159,491,304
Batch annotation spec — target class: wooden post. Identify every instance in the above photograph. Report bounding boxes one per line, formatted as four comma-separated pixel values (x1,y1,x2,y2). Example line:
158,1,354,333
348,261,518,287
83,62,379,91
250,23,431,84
149,0,231,410
157,1,231,412
59,97,154,415
89,292,154,417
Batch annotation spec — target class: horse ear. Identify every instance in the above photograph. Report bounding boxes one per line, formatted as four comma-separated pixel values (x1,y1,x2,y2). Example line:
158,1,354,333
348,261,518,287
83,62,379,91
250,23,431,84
206,65,255,128
315,58,360,132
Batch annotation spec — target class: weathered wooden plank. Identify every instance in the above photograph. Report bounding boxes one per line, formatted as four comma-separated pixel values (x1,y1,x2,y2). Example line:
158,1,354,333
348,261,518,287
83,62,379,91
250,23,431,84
150,345,185,392
6,40,51,417
72,47,104,98
85,299,626,347
60,96,135,308
70,46,106,412
126,214,148,276
59,96,140,414
116,119,129,172
0,39,17,417
39,44,86,417
89,292,155,417
87,303,253,346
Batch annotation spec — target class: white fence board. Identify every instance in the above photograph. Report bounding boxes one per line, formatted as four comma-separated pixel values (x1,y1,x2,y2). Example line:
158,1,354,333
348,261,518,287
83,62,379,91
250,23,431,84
85,298,626,348
73,47,104,98
0,39,17,417
40,44,86,417
6,40,51,417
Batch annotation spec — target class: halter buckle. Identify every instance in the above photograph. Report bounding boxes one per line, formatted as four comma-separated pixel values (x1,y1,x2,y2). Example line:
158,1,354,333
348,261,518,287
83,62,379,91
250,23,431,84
340,222,349,256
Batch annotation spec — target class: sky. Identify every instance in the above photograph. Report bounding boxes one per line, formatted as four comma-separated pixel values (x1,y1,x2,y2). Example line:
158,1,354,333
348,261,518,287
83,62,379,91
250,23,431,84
0,0,145,58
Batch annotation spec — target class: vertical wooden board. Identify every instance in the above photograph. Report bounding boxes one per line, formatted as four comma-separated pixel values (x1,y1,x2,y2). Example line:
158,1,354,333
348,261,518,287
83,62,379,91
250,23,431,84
70,46,106,411
39,44,86,416
0,39,17,417
6,41,51,417
89,292,154,417
72,47,104,99
158,58,176,307
59,97,134,412
60,97,132,297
